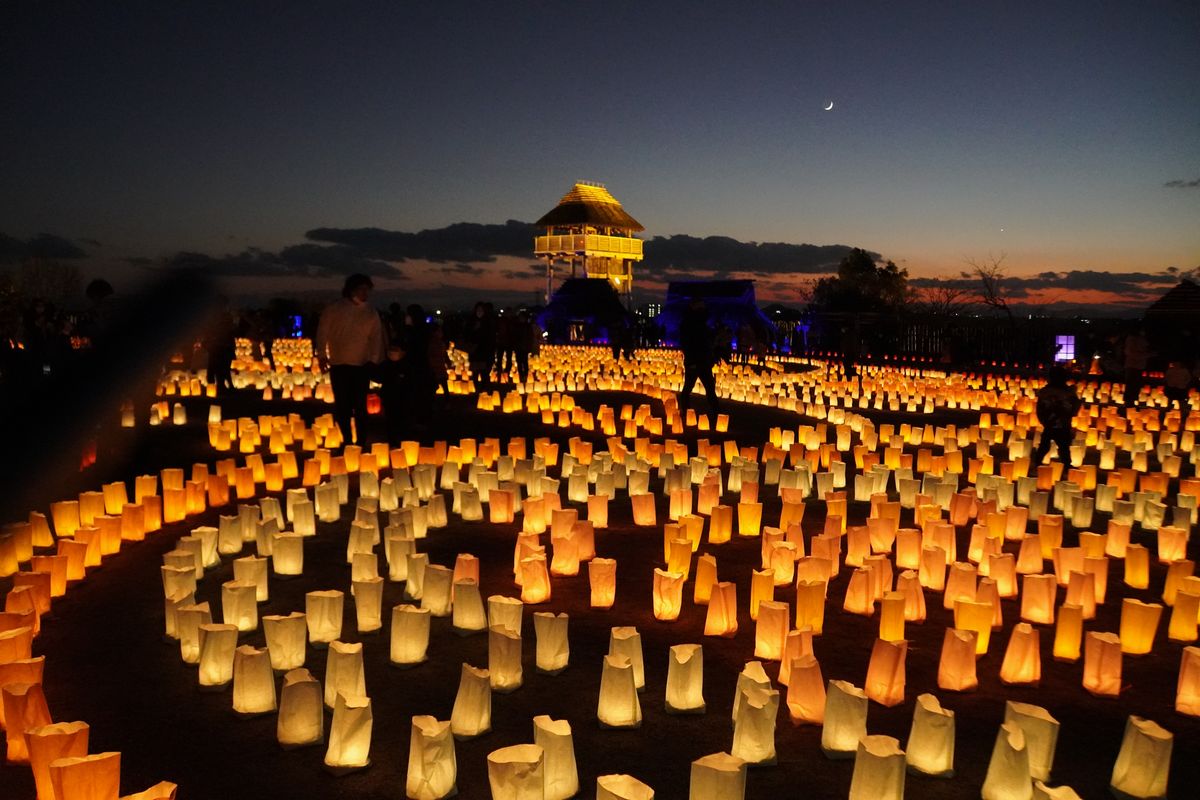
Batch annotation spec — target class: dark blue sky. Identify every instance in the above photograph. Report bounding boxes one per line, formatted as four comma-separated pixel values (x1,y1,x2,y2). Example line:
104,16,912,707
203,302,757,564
2,1,1197,298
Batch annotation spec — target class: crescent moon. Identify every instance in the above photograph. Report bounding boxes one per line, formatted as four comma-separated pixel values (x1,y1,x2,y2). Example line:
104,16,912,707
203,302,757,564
824,101,834,111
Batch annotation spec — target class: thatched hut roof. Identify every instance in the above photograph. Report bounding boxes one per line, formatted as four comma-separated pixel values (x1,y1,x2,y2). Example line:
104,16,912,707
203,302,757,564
535,182,644,232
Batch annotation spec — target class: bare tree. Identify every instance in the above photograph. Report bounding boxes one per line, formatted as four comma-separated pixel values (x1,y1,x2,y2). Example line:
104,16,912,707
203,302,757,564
963,253,1015,327
918,284,975,317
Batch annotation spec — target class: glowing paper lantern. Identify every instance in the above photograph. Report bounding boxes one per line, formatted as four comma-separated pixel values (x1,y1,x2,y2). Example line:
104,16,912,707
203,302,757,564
597,774,655,800
1020,575,1057,626
450,663,491,739
519,555,552,605
487,595,524,636
689,752,745,800
1083,632,1122,697
982,721,1032,800
324,641,366,708
488,625,523,692
249,615,302,676
731,685,778,765
533,611,569,674
1003,701,1058,782
534,715,579,800
198,623,238,688
1109,716,1172,800
221,580,258,632
277,668,323,748
451,579,486,635
1119,599,1162,655
233,555,269,602
795,579,827,634
704,581,738,637
783,654,824,724
937,628,978,692
49,752,121,800
232,645,277,715
1176,646,1200,716
653,569,685,622
26,721,89,800
486,744,544,799
271,533,304,576
822,680,868,759
3,681,51,763
666,644,705,714
995,621,1041,685
405,719,456,800
693,554,718,605
305,590,344,645
391,604,431,667
865,638,907,707
906,693,955,777
1052,603,1083,662
849,735,905,800
753,600,788,661
954,599,994,654
324,693,372,772
598,654,642,729
176,603,211,665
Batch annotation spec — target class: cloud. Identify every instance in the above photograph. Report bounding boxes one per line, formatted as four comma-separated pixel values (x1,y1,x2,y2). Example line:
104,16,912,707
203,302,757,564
500,264,545,280
0,233,89,263
912,269,1186,301
306,220,537,263
641,235,869,277
162,246,404,279
1164,178,1200,189
433,263,486,277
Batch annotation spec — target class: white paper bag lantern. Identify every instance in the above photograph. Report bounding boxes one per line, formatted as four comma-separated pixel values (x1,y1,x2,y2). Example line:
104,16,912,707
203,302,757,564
731,685,778,765
864,638,907,707
221,580,258,632
666,644,705,714
822,680,868,758
197,623,238,688
689,752,745,800
353,576,384,633
982,721,1033,800
391,604,431,667
597,774,654,800
351,552,379,582
450,663,491,739
271,532,304,576
176,602,211,664
608,627,645,690
305,590,344,645
451,579,487,634
1083,631,1122,697
906,693,954,777
407,716,457,799
520,555,552,605
849,735,906,800
278,668,324,748
324,641,366,708
233,555,269,602
324,693,372,772
652,569,685,621
488,594,524,636
785,654,825,725
598,654,642,728
1119,599,1162,655
534,715,579,800
421,565,454,617
487,744,545,800
534,611,569,673
1109,715,1172,799
232,645,276,715
1004,701,1058,782
261,612,306,671
488,625,523,692
406,553,428,600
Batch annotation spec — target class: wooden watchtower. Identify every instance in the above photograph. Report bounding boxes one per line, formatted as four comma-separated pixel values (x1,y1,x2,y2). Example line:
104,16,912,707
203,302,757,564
534,182,644,305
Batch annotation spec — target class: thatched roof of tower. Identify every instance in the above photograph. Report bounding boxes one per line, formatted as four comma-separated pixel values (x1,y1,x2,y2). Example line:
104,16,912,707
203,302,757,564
535,182,644,232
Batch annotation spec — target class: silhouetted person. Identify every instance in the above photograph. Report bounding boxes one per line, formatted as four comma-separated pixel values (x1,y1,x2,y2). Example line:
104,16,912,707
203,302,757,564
1032,366,1081,466
841,320,862,391
1164,359,1195,431
402,304,435,430
316,274,384,444
511,308,535,384
466,301,496,388
205,299,236,392
677,298,720,417
1123,328,1150,406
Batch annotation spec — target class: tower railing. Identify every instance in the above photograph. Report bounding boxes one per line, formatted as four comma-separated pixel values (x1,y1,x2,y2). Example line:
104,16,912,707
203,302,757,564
534,233,644,258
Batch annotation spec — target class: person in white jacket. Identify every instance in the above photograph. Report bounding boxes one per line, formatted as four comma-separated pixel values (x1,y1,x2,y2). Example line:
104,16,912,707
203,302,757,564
316,274,384,443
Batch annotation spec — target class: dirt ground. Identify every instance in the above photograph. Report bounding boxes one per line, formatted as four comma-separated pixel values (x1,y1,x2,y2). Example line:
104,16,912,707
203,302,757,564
2,385,1197,799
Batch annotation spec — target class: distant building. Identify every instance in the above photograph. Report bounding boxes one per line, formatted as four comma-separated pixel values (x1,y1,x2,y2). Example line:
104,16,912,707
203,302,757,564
537,278,629,344
534,182,644,305
657,280,774,349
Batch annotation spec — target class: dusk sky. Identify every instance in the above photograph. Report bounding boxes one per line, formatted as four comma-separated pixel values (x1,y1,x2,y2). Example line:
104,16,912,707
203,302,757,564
2,1,1197,311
